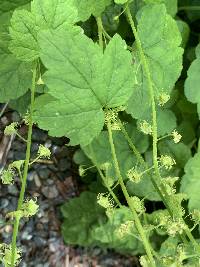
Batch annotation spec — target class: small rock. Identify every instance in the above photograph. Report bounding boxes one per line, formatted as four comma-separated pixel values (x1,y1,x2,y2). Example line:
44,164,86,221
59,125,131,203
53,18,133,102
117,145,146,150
45,139,52,148
7,184,18,196
32,129,48,142
33,236,46,247
37,168,51,180
21,230,33,241
58,158,71,171
42,185,58,199
0,198,9,209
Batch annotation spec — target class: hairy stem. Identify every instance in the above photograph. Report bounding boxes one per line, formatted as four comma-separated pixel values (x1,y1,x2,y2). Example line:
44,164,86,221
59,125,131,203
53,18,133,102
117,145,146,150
11,62,37,266
118,118,144,165
96,17,104,50
179,6,200,11
107,121,155,266
88,144,122,207
125,6,200,251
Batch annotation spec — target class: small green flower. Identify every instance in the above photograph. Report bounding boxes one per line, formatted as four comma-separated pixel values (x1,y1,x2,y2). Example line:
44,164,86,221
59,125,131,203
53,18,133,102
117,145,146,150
126,167,141,183
0,169,14,185
37,145,51,159
22,199,39,218
160,155,176,170
0,244,22,267
116,220,134,238
140,255,151,267
158,92,170,106
78,165,86,177
191,209,200,224
172,130,182,144
6,210,23,220
10,160,25,171
166,219,187,237
130,196,145,214
139,120,152,135
23,112,30,125
97,193,114,209
4,122,18,136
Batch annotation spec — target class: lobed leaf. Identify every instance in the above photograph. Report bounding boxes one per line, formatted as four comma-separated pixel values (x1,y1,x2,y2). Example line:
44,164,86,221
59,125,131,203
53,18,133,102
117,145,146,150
9,0,78,61
82,123,149,184
0,47,32,102
34,31,134,146
61,192,104,246
74,0,112,22
185,43,200,118
180,151,200,211
126,4,183,119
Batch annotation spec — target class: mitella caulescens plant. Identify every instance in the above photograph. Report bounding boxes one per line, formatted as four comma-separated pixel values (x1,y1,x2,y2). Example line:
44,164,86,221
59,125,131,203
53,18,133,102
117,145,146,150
0,0,200,266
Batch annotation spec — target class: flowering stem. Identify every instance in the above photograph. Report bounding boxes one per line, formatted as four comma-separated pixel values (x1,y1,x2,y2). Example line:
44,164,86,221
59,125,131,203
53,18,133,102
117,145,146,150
11,62,37,267
16,132,27,143
117,118,144,165
88,144,122,207
96,17,104,50
125,5,200,252
107,120,155,267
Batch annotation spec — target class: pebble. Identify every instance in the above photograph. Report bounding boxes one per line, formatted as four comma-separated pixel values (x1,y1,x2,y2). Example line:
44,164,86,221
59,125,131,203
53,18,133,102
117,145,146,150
0,198,9,209
7,184,18,196
33,236,47,247
42,185,59,199
58,158,71,171
37,168,51,180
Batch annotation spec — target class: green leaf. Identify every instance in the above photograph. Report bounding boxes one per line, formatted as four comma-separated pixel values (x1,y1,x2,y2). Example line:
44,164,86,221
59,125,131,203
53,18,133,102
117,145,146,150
127,170,161,201
126,4,183,119
158,140,191,168
176,20,190,48
185,43,200,118
9,0,78,61
34,31,134,146
82,123,149,184
137,108,177,137
74,0,112,22
0,48,32,102
180,151,200,211
0,0,31,16
143,0,177,17
92,206,144,254
61,192,104,246
114,0,128,4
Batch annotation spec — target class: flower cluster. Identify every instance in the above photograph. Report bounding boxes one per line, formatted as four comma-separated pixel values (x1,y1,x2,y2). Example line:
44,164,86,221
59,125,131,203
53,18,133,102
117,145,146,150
104,107,125,130
172,130,182,143
130,196,145,214
160,155,176,170
0,169,14,184
97,193,114,209
166,219,187,237
126,167,141,183
0,244,22,267
7,199,39,220
139,120,152,135
158,92,170,106
162,176,179,195
37,145,51,159
4,122,18,136
116,220,134,238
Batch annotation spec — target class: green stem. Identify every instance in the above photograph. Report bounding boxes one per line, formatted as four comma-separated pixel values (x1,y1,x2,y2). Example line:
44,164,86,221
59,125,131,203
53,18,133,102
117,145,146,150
16,132,27,143
96,17,104,50
11,62,37,267
107,121,155,267
125,6,200,251
179,6,200,11
88,144,122,207
118,119,144,165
